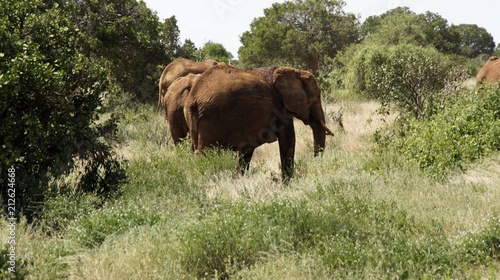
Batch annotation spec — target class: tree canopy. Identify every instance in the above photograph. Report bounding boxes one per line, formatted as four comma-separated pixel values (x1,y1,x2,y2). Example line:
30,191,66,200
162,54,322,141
451,24,495,58
359,7,495,58
239,0,359,74
199,41,233,63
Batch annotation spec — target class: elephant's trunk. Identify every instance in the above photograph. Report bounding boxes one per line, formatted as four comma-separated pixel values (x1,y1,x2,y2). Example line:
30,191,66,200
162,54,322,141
310,103,332,156
311,121,326,156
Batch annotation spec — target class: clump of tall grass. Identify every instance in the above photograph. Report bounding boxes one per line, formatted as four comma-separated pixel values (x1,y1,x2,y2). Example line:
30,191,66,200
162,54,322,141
179,192,499,279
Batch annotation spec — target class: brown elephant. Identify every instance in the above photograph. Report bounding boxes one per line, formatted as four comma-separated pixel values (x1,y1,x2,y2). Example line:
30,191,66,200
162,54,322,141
476,56,500,86
184,64,334,180
158,59,218,108
162,73,200,144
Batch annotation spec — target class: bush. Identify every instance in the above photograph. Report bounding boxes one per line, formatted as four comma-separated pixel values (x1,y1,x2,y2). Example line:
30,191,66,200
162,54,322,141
0,243,29,280
180,196,461,279
35,194,103,234
376,86,500,179
345,44,468,119
461,217,500,264
0,1,124,220
71,201,161,248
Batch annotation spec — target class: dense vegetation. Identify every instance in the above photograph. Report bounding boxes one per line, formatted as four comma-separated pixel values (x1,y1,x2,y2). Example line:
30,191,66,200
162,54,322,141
1,0,500,279
375,86,500,180
239,0,359,73
0,0,232,220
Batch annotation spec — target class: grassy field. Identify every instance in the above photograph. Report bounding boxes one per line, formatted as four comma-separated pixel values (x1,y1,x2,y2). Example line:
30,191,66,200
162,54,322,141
2,94,500,279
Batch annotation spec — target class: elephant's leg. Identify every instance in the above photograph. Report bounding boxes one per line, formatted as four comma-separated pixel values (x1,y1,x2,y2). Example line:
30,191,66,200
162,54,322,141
169,122,183,145
277,121,296,181
237,149,255,174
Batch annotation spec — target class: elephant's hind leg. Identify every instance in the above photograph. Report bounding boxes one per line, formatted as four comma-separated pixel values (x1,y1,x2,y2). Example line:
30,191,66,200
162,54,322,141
237,149,255,175
278,122,296,181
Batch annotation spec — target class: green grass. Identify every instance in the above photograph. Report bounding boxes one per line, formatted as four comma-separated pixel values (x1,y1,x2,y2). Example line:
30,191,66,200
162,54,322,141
2,98,500,279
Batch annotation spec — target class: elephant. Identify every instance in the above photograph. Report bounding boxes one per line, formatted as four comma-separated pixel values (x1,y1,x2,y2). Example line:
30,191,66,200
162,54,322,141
158,59,218,108
184,64,334,180
162,73,201,144
476,56,500,86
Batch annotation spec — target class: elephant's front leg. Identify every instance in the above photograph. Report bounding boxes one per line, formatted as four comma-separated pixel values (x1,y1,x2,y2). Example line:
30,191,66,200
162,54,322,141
237,149,255,175
277,121,296,181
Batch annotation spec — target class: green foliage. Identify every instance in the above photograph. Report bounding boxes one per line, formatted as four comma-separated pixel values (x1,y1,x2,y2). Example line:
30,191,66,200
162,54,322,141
176,39,198,61
362,8,429,47
0,244,29,280
345,44,467,119
376,86,500,180
199,41,233,63
71,201,161,248
35,194,103,234
73,0,170,102
239,0,359,73
181,194,494,279
0,0,124,220
461,217,500,264
360,7,495,57
451,24,496,58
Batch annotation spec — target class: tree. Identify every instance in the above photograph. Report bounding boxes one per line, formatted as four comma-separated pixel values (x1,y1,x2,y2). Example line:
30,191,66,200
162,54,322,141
239,0,359,74
451,24,495,58
200,41,233,63
161,16,181,58
361,7,460,54
0,0,124,220
73,0,172,102
345,44,467,120
360,7,413,39
177,39,198,60
494,44,500,57
418,11,460,54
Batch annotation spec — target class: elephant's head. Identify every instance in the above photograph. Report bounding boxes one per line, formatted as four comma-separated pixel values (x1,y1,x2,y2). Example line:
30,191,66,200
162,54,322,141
273,67,334,155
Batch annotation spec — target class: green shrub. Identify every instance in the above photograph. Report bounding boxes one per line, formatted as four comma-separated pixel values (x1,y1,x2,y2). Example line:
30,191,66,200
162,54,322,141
180,196,462,279
376,86,500,179
35,194,102,234
461,217,500,264
0,0,124,220
0,244,29,280
344,44,468,119
71,201,161,248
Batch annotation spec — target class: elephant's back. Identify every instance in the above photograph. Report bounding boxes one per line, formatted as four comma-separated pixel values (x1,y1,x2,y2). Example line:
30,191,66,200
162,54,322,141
192,65,275,108
477,57,500,85
190,65,279,148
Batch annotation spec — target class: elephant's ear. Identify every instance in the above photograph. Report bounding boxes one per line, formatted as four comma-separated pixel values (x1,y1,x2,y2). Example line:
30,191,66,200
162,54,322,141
273,67,309,121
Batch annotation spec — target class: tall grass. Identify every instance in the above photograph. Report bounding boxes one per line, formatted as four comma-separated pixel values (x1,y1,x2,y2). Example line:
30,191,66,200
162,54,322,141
2,98,499,279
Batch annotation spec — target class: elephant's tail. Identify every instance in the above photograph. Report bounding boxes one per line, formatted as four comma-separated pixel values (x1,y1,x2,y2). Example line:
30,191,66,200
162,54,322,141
185,101,199,150
158,83,164,111
186,102,199,127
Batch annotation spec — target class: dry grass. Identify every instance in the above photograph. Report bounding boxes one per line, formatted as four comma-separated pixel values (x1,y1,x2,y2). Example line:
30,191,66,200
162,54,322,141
210,99,395,200
251,100,393,171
